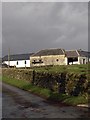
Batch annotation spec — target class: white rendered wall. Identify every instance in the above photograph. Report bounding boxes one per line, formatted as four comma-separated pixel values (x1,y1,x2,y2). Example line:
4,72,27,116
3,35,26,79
69,61,79,65
78,57,87,64
3,60,30,68
65,57,68,65
16,60,30,68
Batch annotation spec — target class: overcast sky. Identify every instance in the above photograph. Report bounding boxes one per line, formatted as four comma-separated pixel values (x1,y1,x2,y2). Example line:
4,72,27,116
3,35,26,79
2,2,88,56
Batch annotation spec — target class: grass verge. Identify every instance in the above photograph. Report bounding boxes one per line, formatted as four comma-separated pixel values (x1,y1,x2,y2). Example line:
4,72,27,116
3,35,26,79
32,64,89,74
2,75,88,106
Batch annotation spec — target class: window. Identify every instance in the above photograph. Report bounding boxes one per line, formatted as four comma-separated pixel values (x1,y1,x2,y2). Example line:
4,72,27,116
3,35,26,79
32,59,43,64
32,60,36,64
25,60,26,64
17,61,18,65
39,59,43,63
39,59,41,62
56,59,59,62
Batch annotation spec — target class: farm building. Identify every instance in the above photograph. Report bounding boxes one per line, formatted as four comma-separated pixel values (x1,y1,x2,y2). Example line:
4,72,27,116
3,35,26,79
30,48,90,67
2,49,90,68
30,48,67,67
66,50,90,65
2,53,34,68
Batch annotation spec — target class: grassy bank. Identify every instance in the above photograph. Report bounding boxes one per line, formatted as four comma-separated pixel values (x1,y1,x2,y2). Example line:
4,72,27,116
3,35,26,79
31,64,89,74
2,75,88,106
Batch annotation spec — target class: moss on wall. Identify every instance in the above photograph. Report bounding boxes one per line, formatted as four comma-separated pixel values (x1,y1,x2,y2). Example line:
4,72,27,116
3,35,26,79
2,68,33,82
2,68,88,97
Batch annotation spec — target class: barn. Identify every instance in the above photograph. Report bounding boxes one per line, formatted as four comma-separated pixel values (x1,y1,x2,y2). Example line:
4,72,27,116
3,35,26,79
66,50,90,65
30,48,67,67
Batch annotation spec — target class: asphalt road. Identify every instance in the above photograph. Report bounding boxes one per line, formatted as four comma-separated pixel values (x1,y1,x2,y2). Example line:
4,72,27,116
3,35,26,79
2,82,88,119
0,81,2,120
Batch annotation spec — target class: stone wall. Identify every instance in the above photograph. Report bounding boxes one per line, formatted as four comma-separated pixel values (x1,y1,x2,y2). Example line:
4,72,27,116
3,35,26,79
2,68,88,96
2,68,33,82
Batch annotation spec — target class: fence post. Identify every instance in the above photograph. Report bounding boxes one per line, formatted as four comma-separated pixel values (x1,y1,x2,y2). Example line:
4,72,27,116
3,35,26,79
32,70,35,84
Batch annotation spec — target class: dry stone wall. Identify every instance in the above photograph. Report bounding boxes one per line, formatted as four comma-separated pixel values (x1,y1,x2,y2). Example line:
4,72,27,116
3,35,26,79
2,68,88,96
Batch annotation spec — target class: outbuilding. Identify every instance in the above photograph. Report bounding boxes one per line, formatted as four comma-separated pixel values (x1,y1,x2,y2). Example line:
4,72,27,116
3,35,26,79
2,53,34,68
65,50,90,65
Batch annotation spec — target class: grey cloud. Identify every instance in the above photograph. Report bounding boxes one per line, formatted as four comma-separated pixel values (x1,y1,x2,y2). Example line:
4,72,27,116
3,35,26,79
2,2,88,56
2,0,89,2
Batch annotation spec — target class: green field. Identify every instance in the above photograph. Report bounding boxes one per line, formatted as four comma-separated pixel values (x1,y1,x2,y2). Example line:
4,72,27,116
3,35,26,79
31,64,89,74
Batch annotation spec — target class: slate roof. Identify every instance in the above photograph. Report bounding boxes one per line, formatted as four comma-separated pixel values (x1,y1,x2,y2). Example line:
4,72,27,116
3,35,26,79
66,50,90,58
65,50,79,57
2,53,34,61
31,48,65,56
78,50,90,57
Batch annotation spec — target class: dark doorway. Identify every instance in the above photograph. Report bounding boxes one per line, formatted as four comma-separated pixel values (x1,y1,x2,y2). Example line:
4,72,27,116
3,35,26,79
68,57,78,65
83,59,85,64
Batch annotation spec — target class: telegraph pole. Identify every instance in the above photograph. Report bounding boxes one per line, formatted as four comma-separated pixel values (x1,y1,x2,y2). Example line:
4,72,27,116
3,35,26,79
8,48,10,68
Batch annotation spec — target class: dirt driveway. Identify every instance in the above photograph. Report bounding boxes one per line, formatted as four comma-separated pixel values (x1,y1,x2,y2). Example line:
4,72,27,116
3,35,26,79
2,82,88,118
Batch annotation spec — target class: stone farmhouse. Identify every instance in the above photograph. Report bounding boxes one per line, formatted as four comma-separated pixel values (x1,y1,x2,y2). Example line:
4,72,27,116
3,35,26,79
30,48,67,67
30,49,90,67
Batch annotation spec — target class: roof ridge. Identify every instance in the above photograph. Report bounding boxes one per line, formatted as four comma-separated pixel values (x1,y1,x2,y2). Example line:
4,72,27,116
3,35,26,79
62,49,65,54
40,48,63,50
76,50,80,56
31,49,42,56
66,49,77,51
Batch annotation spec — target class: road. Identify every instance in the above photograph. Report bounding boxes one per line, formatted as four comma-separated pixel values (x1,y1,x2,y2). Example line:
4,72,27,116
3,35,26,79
0,81,2,120
2,82,88,118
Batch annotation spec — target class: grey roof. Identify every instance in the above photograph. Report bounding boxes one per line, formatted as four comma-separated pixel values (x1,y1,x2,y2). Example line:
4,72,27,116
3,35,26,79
65,50,79,57
2,53,34,61
31,48,65,56
66,50,90,58
78,50,90,57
